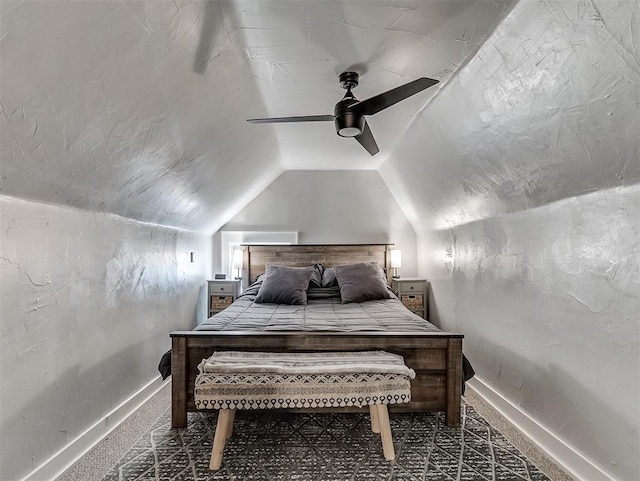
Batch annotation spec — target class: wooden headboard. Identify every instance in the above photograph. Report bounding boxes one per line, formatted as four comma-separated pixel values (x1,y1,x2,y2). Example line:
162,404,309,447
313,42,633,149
242,244,394,285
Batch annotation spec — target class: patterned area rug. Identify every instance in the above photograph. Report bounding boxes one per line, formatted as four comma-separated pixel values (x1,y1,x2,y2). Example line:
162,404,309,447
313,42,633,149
102,402,551,481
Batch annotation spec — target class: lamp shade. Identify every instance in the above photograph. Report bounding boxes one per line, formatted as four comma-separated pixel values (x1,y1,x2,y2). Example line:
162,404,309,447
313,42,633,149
232,247,243,270
390,249,402,269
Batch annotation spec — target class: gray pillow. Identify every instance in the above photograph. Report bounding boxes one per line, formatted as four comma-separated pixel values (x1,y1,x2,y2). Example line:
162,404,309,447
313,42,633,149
254,265,315,305
333,262,392,304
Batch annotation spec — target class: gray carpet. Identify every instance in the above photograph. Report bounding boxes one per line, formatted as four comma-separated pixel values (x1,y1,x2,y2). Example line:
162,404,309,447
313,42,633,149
101,402,552,481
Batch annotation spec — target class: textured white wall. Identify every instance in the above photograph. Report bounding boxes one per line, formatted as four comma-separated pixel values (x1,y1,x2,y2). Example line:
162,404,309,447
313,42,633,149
379,0,639,479
222,170,418,276
0,196,211,481
421,186,639,480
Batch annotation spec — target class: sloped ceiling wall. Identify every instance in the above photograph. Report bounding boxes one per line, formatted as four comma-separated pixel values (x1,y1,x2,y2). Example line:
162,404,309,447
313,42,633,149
7,0,635,235
381,0,639,230
1,0,283,232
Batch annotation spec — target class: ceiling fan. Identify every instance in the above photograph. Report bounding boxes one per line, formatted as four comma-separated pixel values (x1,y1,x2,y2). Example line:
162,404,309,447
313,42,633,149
247,71,439,156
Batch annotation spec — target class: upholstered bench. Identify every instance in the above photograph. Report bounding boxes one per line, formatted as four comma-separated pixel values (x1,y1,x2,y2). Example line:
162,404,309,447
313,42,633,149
194,350,416,470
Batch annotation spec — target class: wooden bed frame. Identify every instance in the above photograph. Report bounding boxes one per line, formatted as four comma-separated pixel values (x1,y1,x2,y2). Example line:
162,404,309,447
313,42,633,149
171,244,463,427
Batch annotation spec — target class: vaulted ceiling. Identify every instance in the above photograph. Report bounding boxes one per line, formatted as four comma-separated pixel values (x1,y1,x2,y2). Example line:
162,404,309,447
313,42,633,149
1,0,637,233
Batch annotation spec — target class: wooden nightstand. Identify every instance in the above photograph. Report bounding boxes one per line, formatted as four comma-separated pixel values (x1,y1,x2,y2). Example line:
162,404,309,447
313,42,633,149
207,279,241,317
392,278,428,320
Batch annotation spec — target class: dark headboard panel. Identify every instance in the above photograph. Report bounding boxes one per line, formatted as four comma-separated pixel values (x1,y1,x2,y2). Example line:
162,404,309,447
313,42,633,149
242,244,394,285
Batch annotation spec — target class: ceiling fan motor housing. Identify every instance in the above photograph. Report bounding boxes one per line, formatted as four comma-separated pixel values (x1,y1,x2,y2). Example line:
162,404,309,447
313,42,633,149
334,98,364,137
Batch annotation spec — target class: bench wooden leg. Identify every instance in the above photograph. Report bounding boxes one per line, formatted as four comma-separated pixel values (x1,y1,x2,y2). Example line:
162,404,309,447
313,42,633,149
369,405,380,433
375,404,395,461
210,409,235,470
226,409,236,439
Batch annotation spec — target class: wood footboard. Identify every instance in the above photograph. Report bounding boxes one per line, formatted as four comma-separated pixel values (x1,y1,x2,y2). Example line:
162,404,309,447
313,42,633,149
170,330,463,428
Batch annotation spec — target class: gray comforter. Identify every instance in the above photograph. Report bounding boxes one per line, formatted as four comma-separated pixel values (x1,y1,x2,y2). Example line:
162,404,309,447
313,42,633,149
160,285,475,390
195,288,440,332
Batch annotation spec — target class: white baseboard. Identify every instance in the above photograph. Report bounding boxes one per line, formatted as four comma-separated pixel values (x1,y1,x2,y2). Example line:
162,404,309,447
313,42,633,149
21,376,169,481
467,377,615,481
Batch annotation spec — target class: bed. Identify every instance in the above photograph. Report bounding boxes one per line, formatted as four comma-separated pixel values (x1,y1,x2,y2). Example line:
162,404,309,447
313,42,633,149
170,244,465,428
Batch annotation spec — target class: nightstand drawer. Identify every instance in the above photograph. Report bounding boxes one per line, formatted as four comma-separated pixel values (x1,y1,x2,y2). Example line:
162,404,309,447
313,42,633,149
210,283,235,295
397,281,425,294
211,295,234,310
401,294,423,310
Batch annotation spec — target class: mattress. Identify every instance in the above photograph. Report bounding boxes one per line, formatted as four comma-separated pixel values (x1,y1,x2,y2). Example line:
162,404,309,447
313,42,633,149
195,290,440,333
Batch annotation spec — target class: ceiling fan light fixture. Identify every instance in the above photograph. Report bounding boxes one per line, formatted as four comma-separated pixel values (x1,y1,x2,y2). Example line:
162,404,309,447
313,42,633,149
337,126,361,138
334,112,364,138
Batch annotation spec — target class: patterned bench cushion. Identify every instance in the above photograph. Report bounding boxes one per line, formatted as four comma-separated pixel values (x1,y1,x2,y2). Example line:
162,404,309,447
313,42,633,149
194,351,415,410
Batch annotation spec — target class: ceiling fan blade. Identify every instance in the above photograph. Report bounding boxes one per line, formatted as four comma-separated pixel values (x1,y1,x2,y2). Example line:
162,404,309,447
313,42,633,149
354,77,439,116
355,120,379,156
247,115,334,123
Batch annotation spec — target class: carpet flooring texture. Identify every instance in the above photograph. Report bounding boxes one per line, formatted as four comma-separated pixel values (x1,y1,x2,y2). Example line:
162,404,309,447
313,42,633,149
101,402,553,481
